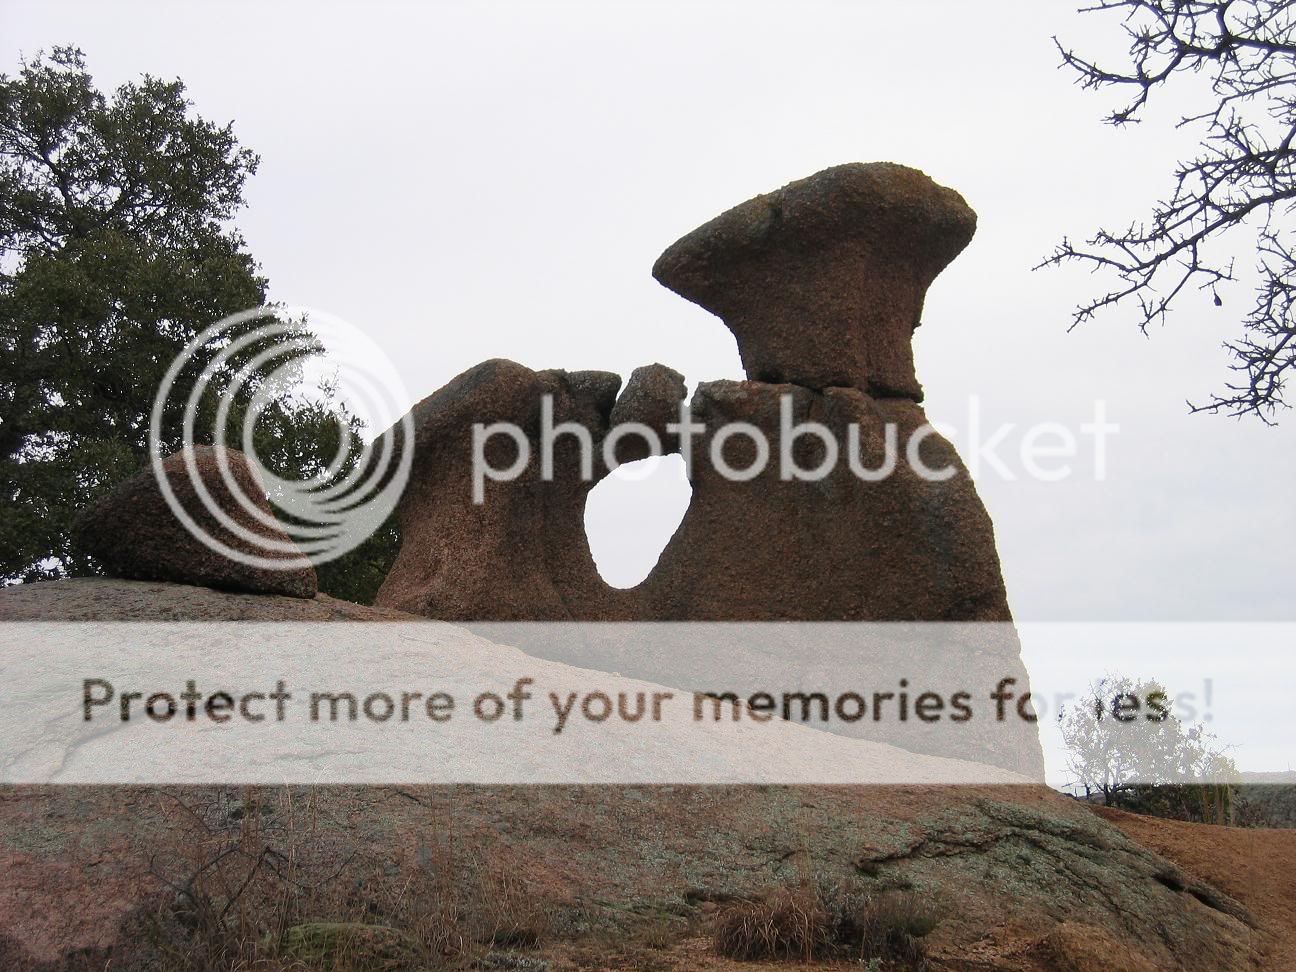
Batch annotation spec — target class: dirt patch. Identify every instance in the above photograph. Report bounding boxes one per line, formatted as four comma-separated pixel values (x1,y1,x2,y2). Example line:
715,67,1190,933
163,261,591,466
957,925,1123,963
1091,804,1296,970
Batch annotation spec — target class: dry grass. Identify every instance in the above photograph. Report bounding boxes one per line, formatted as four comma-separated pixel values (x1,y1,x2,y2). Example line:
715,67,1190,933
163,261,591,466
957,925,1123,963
711,882,938,967
27,787,938,970
122,786,555,971
711,886,825,961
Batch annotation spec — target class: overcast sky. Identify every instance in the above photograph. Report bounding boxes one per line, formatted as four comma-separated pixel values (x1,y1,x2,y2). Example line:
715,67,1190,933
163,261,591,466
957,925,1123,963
5,1,1292,768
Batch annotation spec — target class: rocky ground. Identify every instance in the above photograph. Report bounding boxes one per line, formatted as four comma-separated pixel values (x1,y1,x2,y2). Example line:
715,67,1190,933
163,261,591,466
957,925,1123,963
0,580,1289,970
1,783,1283,970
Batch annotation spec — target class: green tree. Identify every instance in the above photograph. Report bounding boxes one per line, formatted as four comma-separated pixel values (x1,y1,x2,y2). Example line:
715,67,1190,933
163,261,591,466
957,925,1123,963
1059,674,1238,823
250,380,401,605
0,47,397,601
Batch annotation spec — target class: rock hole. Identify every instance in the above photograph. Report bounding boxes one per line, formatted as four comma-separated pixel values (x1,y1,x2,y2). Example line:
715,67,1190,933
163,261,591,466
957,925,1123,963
584,455,691,589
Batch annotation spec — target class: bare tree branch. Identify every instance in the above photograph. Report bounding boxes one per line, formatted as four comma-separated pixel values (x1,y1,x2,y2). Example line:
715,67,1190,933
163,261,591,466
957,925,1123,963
1040,0,1296,422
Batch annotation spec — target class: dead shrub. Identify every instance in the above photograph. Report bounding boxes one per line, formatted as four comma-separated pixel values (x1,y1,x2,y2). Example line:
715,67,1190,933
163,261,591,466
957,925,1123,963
131,786,552,970
711,886,825,961
711,882,939,967
826,887,937,967
474,864,551,949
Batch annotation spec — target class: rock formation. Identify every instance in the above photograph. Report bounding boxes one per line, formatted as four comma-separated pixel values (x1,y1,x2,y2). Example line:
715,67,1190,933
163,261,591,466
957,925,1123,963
641,381,1010,622
70,162,1031,770
13,164,1271,970
73,445,317,599
652,162,976,400
372,162,1034,774
607,363,688,463
372,360,629,620
376,162,1010,622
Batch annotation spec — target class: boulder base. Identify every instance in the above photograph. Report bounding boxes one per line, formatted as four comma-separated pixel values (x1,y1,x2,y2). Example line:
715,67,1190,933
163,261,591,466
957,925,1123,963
73,446,317,599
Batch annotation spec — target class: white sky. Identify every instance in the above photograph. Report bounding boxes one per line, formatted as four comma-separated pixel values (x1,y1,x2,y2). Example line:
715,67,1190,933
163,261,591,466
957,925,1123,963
5,1,1293,766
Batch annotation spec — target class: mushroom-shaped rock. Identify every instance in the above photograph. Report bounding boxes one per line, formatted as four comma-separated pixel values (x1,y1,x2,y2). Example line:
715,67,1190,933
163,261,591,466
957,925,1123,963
73,446,317,598
652,163,976,400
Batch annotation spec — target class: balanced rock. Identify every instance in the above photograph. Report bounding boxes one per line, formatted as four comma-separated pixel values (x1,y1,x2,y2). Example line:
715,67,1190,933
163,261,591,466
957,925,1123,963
652,162,976,400
375,165,1011,627
73,446,317,599
607,362,688,463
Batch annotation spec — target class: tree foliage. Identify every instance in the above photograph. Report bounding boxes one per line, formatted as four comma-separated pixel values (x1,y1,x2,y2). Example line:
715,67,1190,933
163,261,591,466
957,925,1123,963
1059,674,1238,822
1042,1,1296,421
0,48,397,601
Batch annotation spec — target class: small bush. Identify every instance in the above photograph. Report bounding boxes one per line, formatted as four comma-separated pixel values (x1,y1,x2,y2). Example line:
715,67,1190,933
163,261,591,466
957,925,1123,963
712,887,825,961
1119,783,1236,825
711,883,938,967
1234,783,1296,828
826,887,937,967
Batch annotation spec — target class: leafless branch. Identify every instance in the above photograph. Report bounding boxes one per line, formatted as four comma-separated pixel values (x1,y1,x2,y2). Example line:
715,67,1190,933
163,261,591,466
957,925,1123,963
1040,0,1296,421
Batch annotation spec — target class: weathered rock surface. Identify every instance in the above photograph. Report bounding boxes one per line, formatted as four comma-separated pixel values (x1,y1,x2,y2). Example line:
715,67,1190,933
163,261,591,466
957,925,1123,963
369,361,1033,772
607,362,688,463
0,577,399,622
1,579,1032,786
372,164,1028,770
373,359,625,621
652,162,976,400
642,380,1011,623
72,446,316,599
377,163,1002,624
631,380,1030,773
374,367,1010,624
